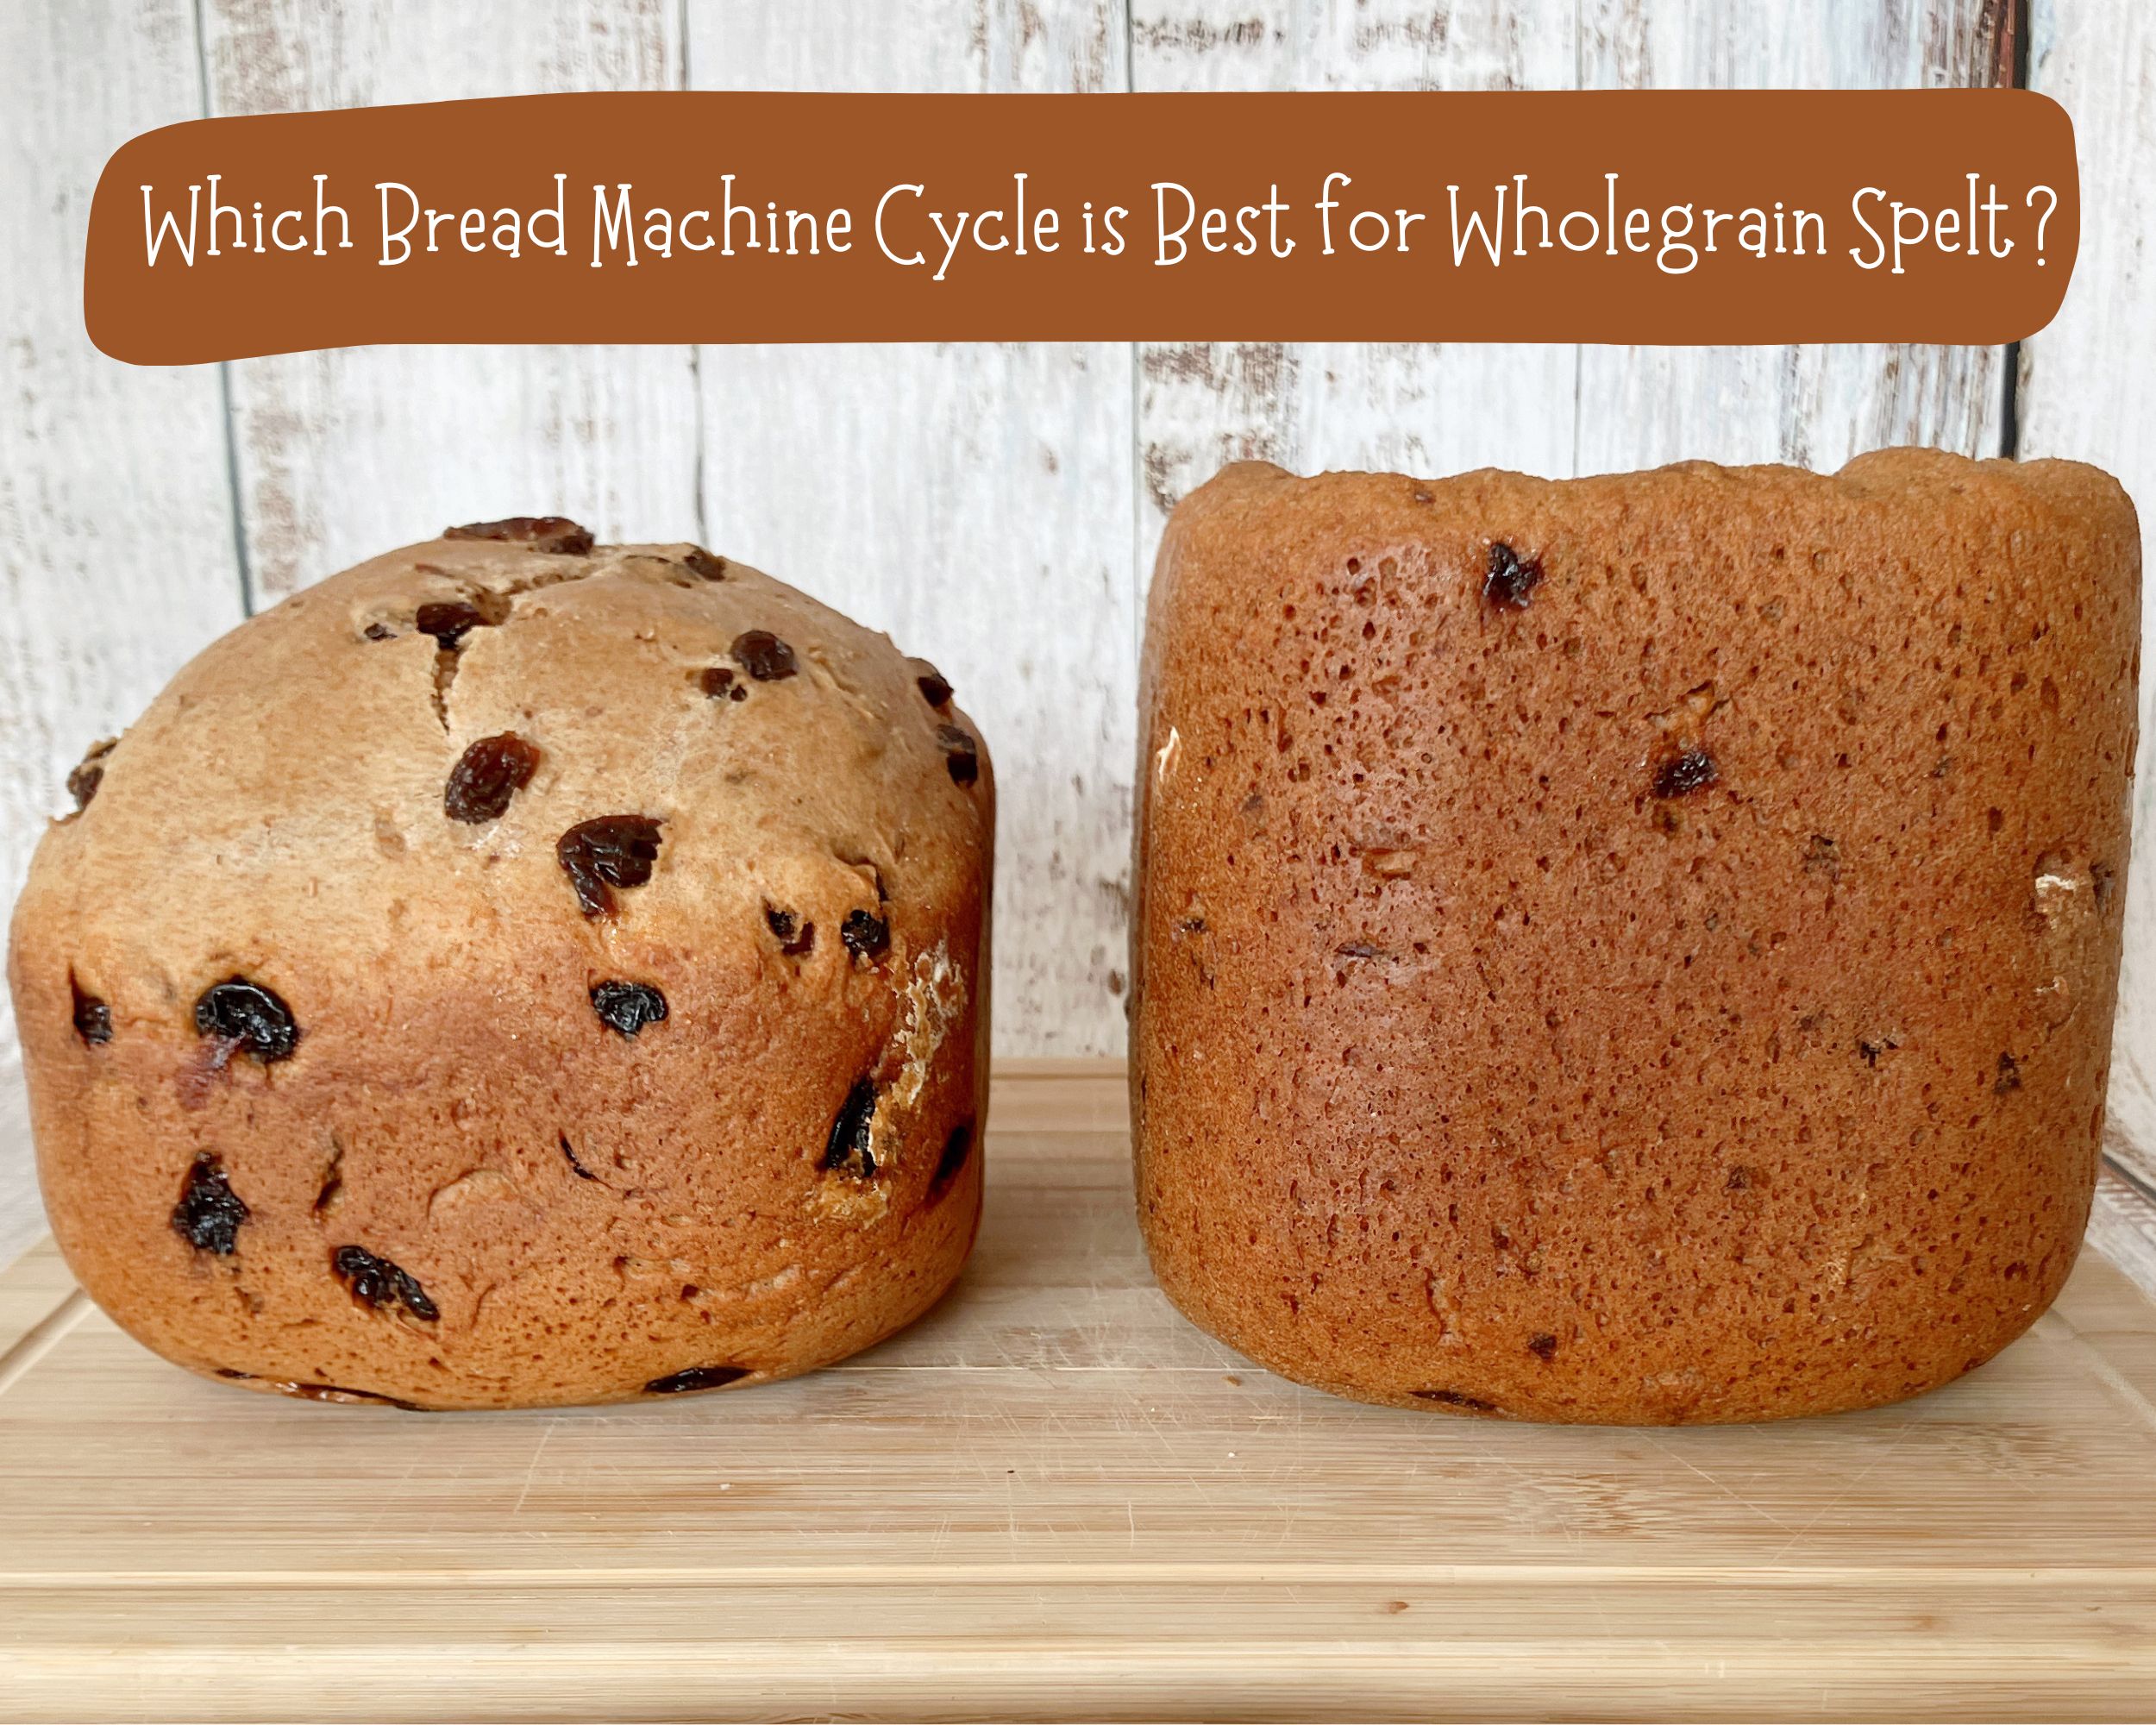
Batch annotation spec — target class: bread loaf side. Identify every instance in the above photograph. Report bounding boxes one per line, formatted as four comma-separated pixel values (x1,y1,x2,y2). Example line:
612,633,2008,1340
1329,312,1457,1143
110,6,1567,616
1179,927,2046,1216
1133,454,2137,1423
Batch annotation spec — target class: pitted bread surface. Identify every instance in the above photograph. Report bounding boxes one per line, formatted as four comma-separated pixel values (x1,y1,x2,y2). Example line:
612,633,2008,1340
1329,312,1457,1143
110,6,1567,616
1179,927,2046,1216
1132,452,2137,1424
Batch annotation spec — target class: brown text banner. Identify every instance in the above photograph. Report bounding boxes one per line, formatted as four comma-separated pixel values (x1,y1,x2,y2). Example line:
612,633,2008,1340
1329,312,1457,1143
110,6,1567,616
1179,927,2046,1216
86,91,2077,363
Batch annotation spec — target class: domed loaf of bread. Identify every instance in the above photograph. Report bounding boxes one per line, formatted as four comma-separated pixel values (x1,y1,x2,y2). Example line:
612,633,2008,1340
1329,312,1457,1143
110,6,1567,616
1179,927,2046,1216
12,518,992,1410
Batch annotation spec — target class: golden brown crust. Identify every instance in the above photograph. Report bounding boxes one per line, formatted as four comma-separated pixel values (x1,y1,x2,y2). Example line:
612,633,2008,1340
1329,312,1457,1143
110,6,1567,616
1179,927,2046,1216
1133,452,2138,1424
11,531,993,1409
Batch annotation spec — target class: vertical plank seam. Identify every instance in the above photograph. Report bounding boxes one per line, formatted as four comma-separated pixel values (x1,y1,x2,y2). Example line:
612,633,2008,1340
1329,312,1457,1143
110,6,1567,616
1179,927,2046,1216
1570,0,1587,479
2108,1138,2156,1212
191,0,256,614
1125,0,1141,668
680,0,709,547
1997,0,2033,458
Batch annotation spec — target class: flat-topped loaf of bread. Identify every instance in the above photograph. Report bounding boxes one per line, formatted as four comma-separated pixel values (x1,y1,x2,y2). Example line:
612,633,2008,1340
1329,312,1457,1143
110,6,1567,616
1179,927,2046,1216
1132,453,2137,1423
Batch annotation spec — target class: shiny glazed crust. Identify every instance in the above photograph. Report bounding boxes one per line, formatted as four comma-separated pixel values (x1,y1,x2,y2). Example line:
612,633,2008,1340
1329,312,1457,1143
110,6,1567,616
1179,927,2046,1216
11,526,993,1409
1133,453,2137,1424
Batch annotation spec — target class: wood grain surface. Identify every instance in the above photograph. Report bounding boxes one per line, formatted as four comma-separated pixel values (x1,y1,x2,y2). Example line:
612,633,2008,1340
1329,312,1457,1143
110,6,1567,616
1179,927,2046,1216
1,0,2153,1273
2,1063,2153,1722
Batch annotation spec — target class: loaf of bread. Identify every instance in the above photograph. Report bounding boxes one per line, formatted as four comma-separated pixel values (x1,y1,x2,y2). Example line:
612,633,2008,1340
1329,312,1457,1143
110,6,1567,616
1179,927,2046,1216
10,518,992,1409
1133,454,2137,1424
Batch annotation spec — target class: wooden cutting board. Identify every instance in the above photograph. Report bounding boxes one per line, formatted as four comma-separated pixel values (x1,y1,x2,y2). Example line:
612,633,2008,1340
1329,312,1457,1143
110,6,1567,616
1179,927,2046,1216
3,1061,2154,1722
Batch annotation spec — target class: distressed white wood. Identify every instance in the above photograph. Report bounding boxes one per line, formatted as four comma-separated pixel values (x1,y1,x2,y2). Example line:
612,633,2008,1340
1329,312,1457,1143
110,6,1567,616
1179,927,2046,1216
2020,0,2156,1195
203,0,704,601
2090,1162,2156,1301
6,0,2156,1264
1129,2,1578,569
1571,0,2012,475
0,0,246,1269
689,0,1138,1057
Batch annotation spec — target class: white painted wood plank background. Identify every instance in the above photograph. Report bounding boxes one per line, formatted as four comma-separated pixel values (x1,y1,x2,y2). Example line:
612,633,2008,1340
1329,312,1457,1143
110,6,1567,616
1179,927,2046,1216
2021,0,2156,1206
3,0,2153,1264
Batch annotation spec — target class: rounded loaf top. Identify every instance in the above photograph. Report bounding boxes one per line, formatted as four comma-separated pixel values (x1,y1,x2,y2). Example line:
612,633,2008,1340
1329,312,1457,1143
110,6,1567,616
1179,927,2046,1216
10,518,993,1409
27,519,989,986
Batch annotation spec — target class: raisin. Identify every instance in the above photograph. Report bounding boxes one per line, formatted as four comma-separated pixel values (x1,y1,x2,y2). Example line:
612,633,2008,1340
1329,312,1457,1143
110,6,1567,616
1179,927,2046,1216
332,1244,439,1322
765,906,815,956
363,622,398,642
556,815,664,918
1651,748,1718,799
172,1153,249,1254
560,1132,602,1182
1482,542,1542,610
841,908,890,963
1996,1052,2023,1095
443,731,541,823
937,724,981,786
680,549,726,580
1727,1165,1753,1192
1411,1389,1499,1412
930,1121,975,1196
731,630,798,681
645,1364,749,1394
67,739,116,810
590,980,667,1038
443,516,593,555
699,666,741,700
194,978,299,1062
1527,1333,1558,1360
824,1078,879,1178
917,668,953,709
70,977,112,1046
414,600,490,649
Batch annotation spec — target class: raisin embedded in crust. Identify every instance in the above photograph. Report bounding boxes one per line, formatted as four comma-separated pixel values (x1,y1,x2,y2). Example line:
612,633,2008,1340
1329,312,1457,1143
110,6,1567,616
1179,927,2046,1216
765,906,815,956
444,732,542,823
644,1364,750,1395
443,516,594,555
172,1153,250,1254
556,815,665,918
194,978,300,1063
67,738,116,811
414,601,491,649
1482,542,1542,610
332,1245,439,1322
680,549,726,580
929,1121,975,1198
70,977,112,1046
700,666,748,703
590,981,668,1038
1651,748,1719,799
936,724,981,786
916,667,953,709
841,908,890,963
730,630,798,681
824,1079,879,1178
